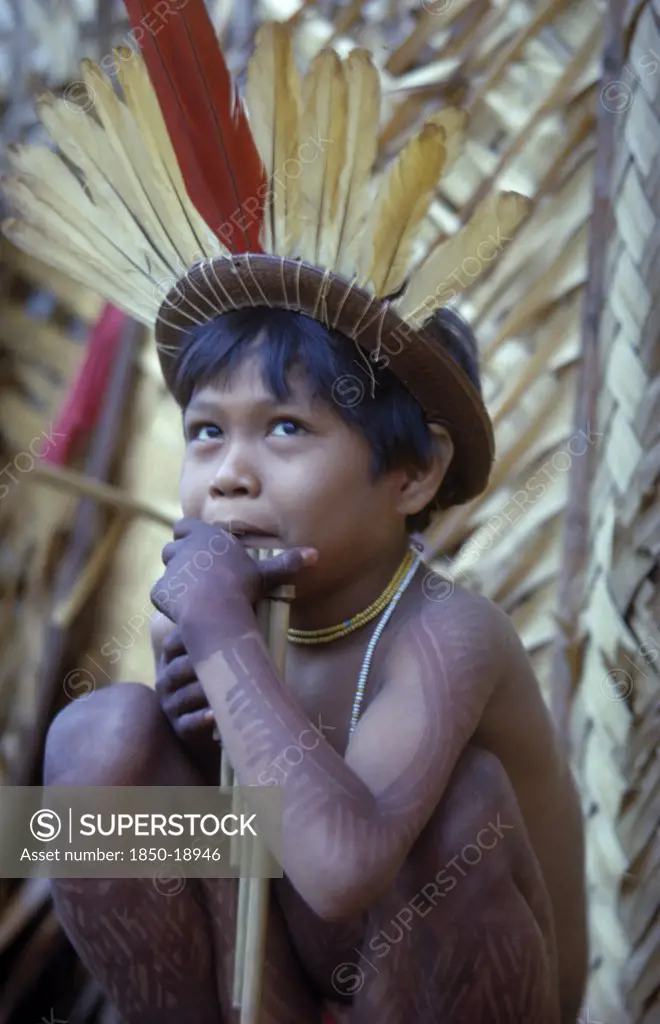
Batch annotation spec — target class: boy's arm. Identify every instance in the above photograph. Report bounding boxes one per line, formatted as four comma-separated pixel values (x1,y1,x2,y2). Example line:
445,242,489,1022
150,611,222,782
186,590,505,921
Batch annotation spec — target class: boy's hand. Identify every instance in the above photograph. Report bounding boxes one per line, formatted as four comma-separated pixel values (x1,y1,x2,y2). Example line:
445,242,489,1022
150,517,317,629
155,627,221,781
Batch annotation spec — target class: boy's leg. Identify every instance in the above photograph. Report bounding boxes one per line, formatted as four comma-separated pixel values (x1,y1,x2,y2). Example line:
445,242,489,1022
44,683,321,1024
199,875,323,1023
335,747,560,1024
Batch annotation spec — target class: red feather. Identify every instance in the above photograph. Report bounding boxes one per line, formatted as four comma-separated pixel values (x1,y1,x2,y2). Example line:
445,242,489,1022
45,304,126,466
124,0,266,252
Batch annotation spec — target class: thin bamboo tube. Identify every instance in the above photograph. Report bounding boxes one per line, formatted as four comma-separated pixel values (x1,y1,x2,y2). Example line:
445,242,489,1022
232,850,252,1007
218,546,295,1023
220,749,233,787
230,782,245,867
240,843,270,1021
239,577,293,1019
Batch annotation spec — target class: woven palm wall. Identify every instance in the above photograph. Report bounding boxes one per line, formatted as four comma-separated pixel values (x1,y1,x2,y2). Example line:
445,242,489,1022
566,2,660,1022
0,240,110,1021
3,1,657,1023
0,240,103,785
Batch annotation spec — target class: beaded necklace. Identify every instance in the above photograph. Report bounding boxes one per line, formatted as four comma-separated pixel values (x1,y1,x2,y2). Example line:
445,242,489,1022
348,551,421,736
287,549,417,645
286,546,422,737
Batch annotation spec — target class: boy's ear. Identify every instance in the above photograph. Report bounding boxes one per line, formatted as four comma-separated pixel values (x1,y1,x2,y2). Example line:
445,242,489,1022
395,422,454,517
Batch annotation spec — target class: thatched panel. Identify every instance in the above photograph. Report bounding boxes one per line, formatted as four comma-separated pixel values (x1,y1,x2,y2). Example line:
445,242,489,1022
568,3,660,1020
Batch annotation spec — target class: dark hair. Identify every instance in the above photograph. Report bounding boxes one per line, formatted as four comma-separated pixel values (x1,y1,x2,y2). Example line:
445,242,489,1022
172,306,482,531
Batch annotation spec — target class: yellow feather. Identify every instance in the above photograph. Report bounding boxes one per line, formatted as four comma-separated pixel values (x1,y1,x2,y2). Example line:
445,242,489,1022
34,92,175,279
297,48,348,265
326,48,381,278
115,47,224,265
5,146,168,279
2,173,135,272
426,107,468,171
81,59,198,273
0,181,158,321
246,21,302,255
2,218,155,323
363,122,447,297
28,95,184,291
1,48,228,328
36,92,119,205
395,191,532,324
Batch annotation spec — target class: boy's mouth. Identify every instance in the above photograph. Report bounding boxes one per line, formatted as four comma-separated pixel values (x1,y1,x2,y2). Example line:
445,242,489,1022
236,534,280,548
216,519,280,546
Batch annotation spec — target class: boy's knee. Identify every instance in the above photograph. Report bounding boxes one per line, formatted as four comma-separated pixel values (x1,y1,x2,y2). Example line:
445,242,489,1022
457,745,512,794
44,682,164,786
445,747,520,824
435,747,526,881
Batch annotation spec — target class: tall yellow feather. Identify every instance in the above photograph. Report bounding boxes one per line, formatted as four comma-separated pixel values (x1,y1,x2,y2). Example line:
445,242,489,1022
362,122,446,297
297,48,348,266
1,169,158,322
325,48,381,279
2,217,156,323
2,174,124,269
1,48,229,326
394,191,532,324
33,88,174,278
246,21,302,255
81,60,188,270
115,47,225,265
4,146,169,280
426,108,468,172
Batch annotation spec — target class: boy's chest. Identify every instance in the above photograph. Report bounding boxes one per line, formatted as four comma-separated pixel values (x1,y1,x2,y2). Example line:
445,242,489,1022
283,655,363,758
282,632,393,757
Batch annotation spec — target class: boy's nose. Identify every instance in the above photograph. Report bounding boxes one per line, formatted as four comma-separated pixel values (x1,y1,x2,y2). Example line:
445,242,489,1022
208,452,260,499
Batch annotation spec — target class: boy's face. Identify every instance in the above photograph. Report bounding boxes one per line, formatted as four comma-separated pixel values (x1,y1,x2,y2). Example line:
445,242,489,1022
179,344,411,588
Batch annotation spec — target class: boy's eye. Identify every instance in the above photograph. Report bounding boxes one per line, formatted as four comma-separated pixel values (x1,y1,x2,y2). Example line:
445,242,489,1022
190,423,221,442
271,418,306,437
186,418,307,442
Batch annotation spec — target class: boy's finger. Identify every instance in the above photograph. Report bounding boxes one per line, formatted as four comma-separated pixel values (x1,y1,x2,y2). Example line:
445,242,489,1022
163,654,197,689
155,661,189,700
151,582,174,619
173,517,198,540
257,547,318,594
161,541,179,565
168,681,208,717
203,709,221,743
162,628,186,662
177,708,216,739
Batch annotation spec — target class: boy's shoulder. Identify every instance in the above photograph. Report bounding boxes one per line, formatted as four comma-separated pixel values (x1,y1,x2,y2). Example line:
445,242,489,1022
363,572,516,760
387,566,517,689
410,565,511,642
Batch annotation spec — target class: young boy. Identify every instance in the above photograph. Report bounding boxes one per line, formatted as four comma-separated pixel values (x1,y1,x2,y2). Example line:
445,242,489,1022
43,306,587,1024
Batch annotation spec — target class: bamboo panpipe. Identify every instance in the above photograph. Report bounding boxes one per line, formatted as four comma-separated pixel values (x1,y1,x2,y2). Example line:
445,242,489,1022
217,547,295,1024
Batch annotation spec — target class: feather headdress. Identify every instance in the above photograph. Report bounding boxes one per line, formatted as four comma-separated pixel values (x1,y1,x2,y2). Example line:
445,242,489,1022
1,0,531,503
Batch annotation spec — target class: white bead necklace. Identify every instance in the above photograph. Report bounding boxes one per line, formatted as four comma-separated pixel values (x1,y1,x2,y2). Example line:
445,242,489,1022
348,550,422,738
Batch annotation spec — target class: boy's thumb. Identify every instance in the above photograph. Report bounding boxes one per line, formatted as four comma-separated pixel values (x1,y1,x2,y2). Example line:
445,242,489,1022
258,547,317,594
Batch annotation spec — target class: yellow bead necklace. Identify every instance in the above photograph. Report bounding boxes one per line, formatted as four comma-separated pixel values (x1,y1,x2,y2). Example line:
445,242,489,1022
287,548,417,645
